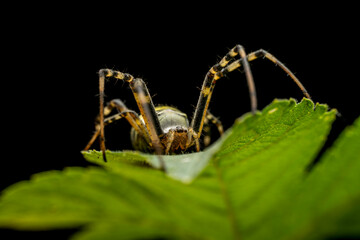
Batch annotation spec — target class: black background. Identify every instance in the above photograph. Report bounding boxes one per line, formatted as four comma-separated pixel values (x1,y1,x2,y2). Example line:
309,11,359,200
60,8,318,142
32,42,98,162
2,4,360,239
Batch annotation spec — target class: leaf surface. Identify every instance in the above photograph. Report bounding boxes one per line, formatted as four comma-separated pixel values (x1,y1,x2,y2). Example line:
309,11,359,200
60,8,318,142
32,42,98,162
1,98,359,240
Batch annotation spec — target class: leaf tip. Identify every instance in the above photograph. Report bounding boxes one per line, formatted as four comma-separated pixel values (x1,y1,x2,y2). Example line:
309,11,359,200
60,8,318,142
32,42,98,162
299,97,314,108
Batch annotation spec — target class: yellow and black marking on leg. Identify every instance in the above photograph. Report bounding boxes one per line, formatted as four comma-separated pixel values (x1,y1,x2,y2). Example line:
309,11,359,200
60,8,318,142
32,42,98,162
104,99,149,141
84,110,141,151
210,45,240,74
210,45,257,113
215,49,311,99
252,49,311,99
164,130,175,154
190,75,214,138
105,99,127,114
101,68,134,82
84,97,150,152
98,69,165,167
96,99,128,125
129,78,165,162
186,127,200,152
203,111,224,147
98,69,135,162
130,78,163,139
106,110,150,142
191,45,255,140
206,111,224,135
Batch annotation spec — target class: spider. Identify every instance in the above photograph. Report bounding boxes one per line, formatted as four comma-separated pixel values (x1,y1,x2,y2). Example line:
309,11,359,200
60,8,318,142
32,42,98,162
84,45,310,163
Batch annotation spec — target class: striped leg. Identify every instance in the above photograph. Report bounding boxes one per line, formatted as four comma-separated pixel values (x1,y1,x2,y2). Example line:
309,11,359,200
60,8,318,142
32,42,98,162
129,79,167,170
206,111,224,135
189,45,255,142
164,130,175,154
215,49,311,99
190,47,311,144
83,99,150,152
203,111,224,147
98,69,164,162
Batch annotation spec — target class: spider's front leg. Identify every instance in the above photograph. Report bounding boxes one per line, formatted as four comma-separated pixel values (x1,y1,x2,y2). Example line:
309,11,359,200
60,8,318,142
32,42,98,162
98,69,165,163
189,45,311,145
215,49,311,99
189,45,255,142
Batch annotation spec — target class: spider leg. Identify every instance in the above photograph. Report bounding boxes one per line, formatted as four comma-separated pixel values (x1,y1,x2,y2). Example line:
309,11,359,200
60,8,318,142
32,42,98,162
203,111,224,147
100,99,149,139
187,128,200,152
190,46,311,145
215,49,311,99
98,69,164,165
129,79,166,170
84,109,145,151
206,111,224,135
164,130,175,154
84,99,149,152
214,45,257,113
190,45,254,141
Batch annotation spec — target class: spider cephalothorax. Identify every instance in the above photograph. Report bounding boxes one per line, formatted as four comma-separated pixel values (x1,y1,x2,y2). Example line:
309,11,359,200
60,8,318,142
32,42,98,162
84,45,310,162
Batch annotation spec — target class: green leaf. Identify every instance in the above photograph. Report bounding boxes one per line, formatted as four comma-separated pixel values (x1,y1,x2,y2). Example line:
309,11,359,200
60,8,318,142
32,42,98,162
81,126,230,184
1,98,359,240
263,114,360,240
